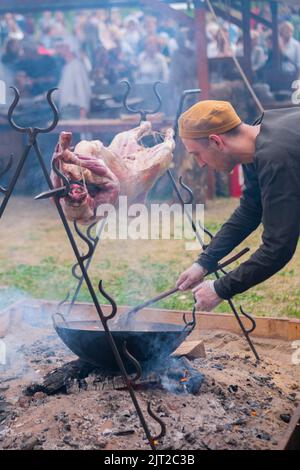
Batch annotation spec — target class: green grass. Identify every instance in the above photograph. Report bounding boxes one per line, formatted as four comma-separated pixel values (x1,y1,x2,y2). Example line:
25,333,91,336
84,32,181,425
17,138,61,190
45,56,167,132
0,196,299,318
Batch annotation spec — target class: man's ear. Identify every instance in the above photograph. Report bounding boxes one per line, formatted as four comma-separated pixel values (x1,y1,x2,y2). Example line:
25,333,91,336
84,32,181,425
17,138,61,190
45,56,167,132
208,134,224,150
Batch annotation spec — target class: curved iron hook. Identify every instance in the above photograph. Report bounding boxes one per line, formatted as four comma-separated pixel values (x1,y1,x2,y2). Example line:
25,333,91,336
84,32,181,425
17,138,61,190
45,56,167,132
53,292,71,327
122,341,142,382
8,87,28,133
51,160,71,191
197,221,211,250
87,220,98,243
98,280,117,321
178,176,194,205
240,306,257,334
147,402,166,442
173,89,201,139
52,311,69,329
8,87,59,135
35,88,59,133
0,154,13,180
0,155,13,194
0,154,14,194
148,81,163,115
183,305,197,335
71,262,82,281
121,80,162,122
74,220,94,262
57,291,70,310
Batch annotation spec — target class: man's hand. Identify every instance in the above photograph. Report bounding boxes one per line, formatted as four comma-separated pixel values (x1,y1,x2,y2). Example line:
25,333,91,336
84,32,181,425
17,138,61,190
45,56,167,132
176,263,208,291
192,280,223,311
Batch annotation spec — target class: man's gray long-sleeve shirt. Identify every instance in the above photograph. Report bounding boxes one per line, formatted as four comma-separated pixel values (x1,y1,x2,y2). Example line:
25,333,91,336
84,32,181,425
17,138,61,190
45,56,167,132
197,108,300,300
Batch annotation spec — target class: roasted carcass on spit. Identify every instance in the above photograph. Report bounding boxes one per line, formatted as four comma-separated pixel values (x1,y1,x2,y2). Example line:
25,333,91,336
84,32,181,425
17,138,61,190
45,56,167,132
51,121,175,224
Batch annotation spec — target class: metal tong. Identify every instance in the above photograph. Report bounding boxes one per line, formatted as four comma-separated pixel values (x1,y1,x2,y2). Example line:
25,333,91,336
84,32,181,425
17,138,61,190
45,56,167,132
115,247,250,328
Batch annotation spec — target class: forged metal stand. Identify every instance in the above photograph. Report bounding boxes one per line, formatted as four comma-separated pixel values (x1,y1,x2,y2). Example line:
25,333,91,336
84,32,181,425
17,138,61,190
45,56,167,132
121,81,260,362
0,87,167,450
66,218,106,315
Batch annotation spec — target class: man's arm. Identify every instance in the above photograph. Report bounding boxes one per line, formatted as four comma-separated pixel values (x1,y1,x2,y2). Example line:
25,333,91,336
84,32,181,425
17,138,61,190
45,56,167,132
177,165,262,291
197,165,262,272
214,161,300,299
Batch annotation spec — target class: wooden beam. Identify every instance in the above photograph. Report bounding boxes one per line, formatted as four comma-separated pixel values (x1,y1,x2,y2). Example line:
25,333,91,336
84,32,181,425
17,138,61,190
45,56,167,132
271,1,280,69
141,0,194,27
242,0,253,82
173,340,206,359
231,0,272,29
194,1,210,99
210,4,242,29
0,0,141,14
0,0,192,15
194,1,214,199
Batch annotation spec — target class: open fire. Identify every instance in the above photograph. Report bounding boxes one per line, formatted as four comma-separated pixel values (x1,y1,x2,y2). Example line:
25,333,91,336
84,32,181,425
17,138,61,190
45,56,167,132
0,84,298,451
0,300,299,450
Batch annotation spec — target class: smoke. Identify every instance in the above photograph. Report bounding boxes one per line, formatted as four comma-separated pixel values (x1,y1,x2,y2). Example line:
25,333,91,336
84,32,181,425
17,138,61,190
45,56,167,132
154,357,204,395
0,286,28,311
0,292,60,382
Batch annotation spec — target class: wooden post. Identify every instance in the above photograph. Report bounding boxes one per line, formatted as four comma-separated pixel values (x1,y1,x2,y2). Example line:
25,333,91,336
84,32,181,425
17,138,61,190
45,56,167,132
194,0,215,199
242,0,253,82
194,0,210,99
270,1,280,70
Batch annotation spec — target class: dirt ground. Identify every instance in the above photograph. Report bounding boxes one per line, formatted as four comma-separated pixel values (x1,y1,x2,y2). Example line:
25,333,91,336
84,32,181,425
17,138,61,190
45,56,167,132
0,302,299,451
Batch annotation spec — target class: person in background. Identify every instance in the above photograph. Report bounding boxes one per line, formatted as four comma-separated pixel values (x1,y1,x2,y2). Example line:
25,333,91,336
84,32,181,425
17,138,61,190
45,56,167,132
158,17,178,39
159,32,178,59
138,14,158,52
16,40,60,96
110,8,123,27
206,21,219,58
121,16,141,57
0,15,9,47
136,35,169,83
96,11,117,51
38,11,55,34
216,26,231,57
82,14,101,66
109,8,124,39
4,13,24,41
144,14,158,36
251,30,267,80
57,40,91,119
279,21,300,79
0,38,22,90
53,11,68,38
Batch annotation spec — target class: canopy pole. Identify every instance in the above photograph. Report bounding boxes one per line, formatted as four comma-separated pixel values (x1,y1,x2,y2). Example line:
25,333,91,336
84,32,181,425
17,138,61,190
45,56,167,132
271,1,280,70
242,0,253,82
194,0,210,99
194,1,215,199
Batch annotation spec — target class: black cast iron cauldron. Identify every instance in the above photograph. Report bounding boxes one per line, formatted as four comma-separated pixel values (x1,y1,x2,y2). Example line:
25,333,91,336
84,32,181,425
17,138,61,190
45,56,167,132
53,313,196,373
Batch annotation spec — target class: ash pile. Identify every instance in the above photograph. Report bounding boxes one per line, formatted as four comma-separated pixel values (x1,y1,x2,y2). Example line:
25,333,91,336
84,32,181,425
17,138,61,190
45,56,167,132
0,303,299,451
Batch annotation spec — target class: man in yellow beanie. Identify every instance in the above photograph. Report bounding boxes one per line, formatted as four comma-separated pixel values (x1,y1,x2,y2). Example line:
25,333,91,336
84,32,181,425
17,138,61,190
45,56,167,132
176,100,300,312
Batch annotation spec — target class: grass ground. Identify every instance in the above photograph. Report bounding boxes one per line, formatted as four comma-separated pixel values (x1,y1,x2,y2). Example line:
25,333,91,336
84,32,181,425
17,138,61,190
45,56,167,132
0,196,299,318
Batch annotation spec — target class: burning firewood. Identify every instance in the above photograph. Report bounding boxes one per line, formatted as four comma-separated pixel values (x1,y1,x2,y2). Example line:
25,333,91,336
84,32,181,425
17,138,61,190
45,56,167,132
24,360,97,396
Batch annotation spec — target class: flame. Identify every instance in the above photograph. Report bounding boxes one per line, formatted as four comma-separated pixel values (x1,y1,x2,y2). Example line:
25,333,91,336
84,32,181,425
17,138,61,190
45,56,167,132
179,369,189,383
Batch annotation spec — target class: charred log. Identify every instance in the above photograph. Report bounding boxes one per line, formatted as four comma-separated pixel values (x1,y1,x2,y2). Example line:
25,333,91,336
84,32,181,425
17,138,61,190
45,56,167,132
24,359,99,396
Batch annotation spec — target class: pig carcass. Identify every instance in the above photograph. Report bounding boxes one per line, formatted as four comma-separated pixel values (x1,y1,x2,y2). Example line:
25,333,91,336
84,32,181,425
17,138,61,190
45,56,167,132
51,121,175,224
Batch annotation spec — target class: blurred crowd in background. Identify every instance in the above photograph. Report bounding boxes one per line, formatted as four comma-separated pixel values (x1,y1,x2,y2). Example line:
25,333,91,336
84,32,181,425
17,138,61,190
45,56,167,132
0,4,300,119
